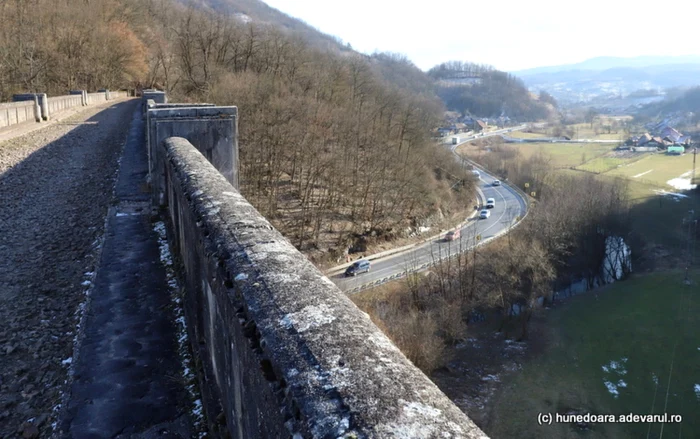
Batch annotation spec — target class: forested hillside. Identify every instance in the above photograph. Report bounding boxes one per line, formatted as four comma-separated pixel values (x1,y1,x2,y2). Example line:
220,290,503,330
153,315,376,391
173,0,350,52
0,0,149,98
428,61,557,121
637,86,700,116
0,0,473,262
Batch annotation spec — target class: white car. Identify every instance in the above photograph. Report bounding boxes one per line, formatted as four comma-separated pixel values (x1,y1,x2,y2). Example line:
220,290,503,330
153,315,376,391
486,198,495,208
479,209,491,219
492,180,501,186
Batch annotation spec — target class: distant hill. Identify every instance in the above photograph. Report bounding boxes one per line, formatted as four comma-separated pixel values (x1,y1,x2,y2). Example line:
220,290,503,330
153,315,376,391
637,86,700,118
428,61,555,121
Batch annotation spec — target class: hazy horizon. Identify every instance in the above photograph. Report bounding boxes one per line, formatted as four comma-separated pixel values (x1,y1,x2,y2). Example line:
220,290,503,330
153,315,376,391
262,0,700,72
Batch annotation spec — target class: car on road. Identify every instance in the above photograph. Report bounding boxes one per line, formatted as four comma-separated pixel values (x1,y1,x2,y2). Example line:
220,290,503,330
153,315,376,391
345,259,371,276
479,209,491,219
444,229,461,241
492,180,501,186
471,170,480,177
486,197,495,208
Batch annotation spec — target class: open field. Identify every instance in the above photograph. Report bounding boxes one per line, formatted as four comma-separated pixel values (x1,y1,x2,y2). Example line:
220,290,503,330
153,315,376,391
486,270,700,439
605,152,697,189
574,152,699,249
569,122,627,141
575,155,629,173
458,141,619,169
517,142,618,168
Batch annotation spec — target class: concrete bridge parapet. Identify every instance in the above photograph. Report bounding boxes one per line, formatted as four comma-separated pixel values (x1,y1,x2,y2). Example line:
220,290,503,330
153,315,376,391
145,92,488,438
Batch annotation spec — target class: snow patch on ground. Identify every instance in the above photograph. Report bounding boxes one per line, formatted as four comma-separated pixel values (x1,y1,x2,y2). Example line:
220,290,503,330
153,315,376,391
504,339,526,351
653,189,689,200
602,357,628,398
604,381,620,397
667,170,697,190
153,221,207,437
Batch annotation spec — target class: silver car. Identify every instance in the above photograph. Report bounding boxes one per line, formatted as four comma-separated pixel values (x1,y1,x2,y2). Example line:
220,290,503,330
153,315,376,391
345,260,371,276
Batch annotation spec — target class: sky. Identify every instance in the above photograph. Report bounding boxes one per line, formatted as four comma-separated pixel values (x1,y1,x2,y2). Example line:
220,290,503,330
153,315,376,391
262,0,700,72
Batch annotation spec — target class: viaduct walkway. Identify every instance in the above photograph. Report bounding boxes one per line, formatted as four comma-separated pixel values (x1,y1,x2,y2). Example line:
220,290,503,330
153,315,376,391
0,94,489,438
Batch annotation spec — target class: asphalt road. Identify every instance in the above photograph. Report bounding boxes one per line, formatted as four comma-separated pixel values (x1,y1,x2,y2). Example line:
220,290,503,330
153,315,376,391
330,147,527,293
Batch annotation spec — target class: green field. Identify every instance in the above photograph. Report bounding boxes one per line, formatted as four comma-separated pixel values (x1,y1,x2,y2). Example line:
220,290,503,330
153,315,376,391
575,156,629,173
487,270,700,439
513,143,617,168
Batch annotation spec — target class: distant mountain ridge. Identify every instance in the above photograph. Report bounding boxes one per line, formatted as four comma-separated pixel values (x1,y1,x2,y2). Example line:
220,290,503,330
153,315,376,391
513,55,700,108
513,55,700,76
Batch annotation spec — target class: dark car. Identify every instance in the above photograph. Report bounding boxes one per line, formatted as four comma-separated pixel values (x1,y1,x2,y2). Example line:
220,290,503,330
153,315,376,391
345,260,371,276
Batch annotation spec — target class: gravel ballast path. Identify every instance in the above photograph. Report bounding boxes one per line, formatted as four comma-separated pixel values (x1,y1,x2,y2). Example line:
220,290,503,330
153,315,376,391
0,99,137,437
57,106,195,438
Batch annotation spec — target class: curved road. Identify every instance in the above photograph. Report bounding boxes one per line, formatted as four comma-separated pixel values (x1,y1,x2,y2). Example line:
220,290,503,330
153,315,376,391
330,137,528,293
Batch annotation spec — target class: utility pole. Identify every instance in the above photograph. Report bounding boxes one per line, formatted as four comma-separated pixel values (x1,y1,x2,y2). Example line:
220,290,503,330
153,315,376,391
686,210,695,284
687,210,694,261
692,219,698,267
692,147,697,188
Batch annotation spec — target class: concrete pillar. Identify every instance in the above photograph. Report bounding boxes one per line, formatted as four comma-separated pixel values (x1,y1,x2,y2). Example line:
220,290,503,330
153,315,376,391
142,91,167,114
97,89,109,101
71,90,87,106
144,102,216,180
33,96,41,122
13,94,42,122
38,93,49,121
147,105,238,206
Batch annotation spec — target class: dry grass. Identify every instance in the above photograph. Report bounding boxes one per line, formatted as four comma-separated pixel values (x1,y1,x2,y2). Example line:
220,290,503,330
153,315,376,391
351,278,464,374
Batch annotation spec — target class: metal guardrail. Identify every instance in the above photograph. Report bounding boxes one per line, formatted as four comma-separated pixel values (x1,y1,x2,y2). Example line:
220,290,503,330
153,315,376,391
344,219,520,294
